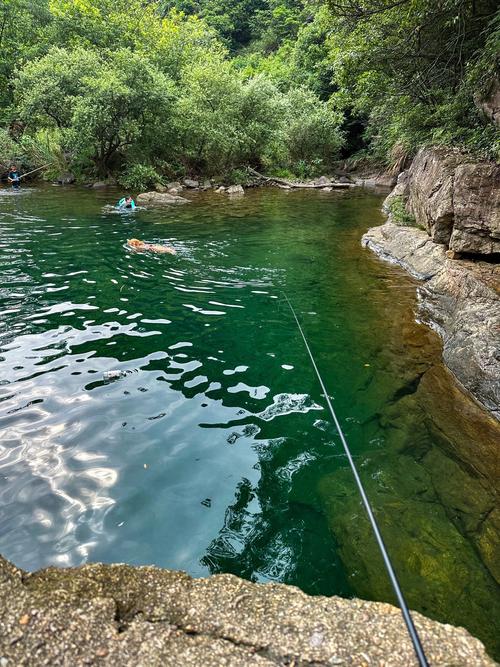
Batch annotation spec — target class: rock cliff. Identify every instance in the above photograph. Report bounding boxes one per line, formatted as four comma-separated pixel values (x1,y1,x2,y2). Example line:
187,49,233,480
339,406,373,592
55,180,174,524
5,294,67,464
362,223,500,419
363,147,500,418
0,555,495,666
394,147,499,255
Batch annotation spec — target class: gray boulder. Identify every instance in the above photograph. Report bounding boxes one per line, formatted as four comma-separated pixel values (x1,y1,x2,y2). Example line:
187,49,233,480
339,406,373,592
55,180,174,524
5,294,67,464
183,178,199,188
136,191,189,205
57,172,75,185
226,184,244,196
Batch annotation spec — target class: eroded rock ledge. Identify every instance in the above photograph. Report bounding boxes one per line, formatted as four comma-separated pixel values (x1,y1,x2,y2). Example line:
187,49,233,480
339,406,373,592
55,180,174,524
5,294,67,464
362,222,500,419
0,555,494,666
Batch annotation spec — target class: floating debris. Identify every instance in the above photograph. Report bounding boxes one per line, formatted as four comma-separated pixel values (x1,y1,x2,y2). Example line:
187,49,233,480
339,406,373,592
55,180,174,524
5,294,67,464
103,370,126,381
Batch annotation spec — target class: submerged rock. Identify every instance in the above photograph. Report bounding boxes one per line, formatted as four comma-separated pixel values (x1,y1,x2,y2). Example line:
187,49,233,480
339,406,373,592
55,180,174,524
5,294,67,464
0,554,494,666
318,451,500,658
362,222,500,419
416,366,500,584
136,191,189,205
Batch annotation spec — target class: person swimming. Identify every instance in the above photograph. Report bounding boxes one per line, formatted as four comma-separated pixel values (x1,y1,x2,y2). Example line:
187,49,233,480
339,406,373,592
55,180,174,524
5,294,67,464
117,195,136,209
127,238,176,254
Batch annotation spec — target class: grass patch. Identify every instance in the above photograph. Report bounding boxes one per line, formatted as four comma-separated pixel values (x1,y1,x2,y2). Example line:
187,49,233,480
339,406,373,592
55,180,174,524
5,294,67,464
388,195,418,227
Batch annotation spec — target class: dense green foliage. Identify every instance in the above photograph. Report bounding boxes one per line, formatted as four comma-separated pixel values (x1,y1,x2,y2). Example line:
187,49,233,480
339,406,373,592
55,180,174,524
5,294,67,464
0,0,498,185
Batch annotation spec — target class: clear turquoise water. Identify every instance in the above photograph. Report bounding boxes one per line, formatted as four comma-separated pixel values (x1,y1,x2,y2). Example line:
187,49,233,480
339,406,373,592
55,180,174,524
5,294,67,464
0,185,498,657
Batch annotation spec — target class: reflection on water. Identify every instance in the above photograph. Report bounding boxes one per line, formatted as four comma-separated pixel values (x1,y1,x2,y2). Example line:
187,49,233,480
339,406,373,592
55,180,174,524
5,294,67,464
0,185,499,658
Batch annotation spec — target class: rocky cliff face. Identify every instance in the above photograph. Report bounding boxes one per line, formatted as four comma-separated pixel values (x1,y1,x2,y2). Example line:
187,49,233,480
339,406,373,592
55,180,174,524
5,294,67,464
362,223,500,419
364,147,500,418
0,555,495,666
396,147,499,255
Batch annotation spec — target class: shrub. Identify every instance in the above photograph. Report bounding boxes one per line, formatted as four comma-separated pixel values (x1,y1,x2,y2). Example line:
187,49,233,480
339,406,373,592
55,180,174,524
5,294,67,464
388,196,418,228
119,165,163,190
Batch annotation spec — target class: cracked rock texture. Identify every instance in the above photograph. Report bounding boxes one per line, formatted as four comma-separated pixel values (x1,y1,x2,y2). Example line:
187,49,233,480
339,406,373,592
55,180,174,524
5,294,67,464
0,555,495,666
362,222,500,419
400,147,499,254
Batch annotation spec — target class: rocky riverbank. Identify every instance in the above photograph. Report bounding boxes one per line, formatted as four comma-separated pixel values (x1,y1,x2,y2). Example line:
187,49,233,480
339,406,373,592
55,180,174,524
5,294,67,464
362,147,500,419
0,555,494,666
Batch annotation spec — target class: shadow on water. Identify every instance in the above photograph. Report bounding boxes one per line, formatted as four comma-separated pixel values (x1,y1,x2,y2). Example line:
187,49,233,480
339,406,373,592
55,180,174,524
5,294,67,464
0,184,498,658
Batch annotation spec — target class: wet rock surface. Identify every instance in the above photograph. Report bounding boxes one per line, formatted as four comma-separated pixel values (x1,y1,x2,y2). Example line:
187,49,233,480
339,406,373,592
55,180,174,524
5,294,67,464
0,555,495,666
362,222,500,419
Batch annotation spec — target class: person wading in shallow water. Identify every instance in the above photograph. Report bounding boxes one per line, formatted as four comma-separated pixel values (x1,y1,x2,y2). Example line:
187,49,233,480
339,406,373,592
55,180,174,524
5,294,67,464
7,165,20,189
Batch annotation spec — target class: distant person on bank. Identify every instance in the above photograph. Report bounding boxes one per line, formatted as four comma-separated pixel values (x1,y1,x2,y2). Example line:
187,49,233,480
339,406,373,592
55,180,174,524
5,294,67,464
8,165,20,189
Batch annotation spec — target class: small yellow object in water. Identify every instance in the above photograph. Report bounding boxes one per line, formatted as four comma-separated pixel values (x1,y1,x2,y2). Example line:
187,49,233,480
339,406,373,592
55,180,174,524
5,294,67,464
19,614,30,625
364,363,370,367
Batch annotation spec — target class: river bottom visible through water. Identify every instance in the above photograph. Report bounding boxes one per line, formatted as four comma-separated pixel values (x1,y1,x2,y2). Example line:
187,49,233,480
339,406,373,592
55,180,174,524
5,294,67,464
0,185,499,658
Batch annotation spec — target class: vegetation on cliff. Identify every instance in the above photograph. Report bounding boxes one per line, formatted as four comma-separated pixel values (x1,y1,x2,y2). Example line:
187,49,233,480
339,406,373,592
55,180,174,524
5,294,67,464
0,0,498,186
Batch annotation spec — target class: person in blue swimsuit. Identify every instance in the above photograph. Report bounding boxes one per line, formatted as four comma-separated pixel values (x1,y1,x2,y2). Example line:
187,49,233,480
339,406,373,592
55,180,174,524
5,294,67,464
117,195,136,209
8,165,20,189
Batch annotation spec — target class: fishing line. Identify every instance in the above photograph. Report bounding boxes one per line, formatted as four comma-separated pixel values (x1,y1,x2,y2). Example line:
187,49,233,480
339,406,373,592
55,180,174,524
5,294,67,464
282,292,429,667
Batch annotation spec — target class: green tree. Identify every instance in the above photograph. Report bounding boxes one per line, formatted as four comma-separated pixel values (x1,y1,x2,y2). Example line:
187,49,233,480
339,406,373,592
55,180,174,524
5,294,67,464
174,59,281,173
0,0,52,111
15,47,176,176
267,87,344,172
327,0,499,159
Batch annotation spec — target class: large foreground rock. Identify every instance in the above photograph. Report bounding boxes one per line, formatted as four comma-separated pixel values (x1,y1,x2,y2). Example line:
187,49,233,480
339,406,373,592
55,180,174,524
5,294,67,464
136,191,189,205
362,222,500,419
405,147,500,254
0,555,494,666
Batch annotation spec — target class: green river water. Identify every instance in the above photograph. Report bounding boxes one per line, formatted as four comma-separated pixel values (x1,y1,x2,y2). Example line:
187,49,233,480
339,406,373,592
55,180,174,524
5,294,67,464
0,185,499,658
